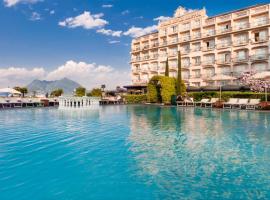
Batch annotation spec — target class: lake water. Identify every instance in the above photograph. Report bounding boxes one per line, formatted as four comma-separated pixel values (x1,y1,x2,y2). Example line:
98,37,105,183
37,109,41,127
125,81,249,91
0,106,270,200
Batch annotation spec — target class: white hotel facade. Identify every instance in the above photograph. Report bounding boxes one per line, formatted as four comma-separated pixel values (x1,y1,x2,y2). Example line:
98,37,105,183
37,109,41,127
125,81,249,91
130,4,270,87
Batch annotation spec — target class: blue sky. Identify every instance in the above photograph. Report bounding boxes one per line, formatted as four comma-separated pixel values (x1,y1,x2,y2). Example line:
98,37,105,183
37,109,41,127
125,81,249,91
0,0,269,89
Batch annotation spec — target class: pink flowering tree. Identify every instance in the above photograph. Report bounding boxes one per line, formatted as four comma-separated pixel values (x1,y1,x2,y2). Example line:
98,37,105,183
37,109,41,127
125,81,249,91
238,71,270,93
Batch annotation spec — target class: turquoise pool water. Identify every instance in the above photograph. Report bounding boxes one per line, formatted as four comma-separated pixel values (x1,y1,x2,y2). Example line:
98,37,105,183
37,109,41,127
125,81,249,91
0,106,270,200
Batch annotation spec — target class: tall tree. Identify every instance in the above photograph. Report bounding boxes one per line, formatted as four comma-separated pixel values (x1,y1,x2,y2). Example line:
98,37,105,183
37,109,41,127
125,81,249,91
165,57,169,77
176,51,183,95
75,87,86,97
13,86,28,97
87,88,102,97
50,88,63,97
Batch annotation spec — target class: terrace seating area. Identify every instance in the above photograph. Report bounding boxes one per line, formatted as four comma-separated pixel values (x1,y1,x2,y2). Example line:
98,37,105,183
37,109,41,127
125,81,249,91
177,97,262,110
0,97,59,109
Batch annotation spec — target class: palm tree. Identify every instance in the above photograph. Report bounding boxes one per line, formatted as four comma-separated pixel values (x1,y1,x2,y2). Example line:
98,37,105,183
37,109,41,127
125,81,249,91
165,57,169,77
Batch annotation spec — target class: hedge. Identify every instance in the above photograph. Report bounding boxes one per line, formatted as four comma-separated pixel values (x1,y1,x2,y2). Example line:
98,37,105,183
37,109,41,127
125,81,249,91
188,91,270,101
123,94,147,104
147,75,186,104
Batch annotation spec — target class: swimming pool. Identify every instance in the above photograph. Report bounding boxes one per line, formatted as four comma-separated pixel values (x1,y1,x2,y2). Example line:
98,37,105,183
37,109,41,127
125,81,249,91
0,106,269,199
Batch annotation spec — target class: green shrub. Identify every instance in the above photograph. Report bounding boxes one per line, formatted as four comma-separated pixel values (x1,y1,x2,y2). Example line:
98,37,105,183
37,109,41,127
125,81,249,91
188,91,270,101
147,75,186,104
123,94,147,104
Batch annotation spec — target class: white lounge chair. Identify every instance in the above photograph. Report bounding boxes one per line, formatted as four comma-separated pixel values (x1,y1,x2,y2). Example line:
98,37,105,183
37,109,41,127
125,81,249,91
223,98,239,109
235,99,249,109
246,99,261,110
176,100,186,107
205,98,219,108
195,98,209,107
186,98,195,107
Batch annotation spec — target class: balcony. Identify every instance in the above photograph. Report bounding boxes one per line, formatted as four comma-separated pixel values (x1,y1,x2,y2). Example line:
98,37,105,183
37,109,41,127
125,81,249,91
141,68,149,73
204,18,215,26
142,45,150,50
150,67,158,72
203,30,215,37
168,51,178,57
234,10,249,19
160,41,168,47
181,35,191,42
131,57,141,62
232,57,249,63
169,38,179,45
202,46,215,52
169,29,178,35
250,54,268,61
132,47,141,52
217,27,232,34
233,39,249,46
202,73,215,80
150,54,159,60
192,22,201,29
192,33,201,39
169,65,178,71
142,55,150,61
132,69,140,74
217,14,231,23
202,60,215,66
133,79,148,85
251,37,268,44
151,43,159,48
251,5,269,15
216,42,231,49
216,58,231,65
233,23,249,31
190,74,201,79
182,63,191,68
182,49,191,55
252,19,270,27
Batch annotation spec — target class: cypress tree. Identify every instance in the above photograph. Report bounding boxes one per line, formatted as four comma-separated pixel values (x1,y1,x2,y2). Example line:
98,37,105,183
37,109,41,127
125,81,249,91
165,57,169,77
176,51,182,95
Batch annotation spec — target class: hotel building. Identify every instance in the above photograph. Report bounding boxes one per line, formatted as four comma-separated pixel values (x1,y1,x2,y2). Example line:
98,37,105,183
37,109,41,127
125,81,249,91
130,4,270,87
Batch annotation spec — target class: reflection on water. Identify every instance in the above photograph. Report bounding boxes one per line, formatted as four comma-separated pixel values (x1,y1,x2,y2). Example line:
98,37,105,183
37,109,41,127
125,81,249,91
127,106,270,199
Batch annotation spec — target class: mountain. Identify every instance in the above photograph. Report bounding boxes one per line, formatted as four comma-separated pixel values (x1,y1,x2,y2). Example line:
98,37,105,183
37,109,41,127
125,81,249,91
27,78,81,94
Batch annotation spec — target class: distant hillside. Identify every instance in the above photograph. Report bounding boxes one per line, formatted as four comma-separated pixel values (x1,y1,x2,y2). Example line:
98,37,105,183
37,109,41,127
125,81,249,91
27,78,81,94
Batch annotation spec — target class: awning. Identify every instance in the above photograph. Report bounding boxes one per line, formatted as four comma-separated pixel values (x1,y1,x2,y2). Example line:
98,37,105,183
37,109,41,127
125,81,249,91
0,88,22,95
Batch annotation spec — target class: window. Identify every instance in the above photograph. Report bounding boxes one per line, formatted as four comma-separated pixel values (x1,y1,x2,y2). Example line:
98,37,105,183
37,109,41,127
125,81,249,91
221,67,230,75
172,25,178,33
193,57,201,65
193,43,201,51
205,68,215,77
206,40,215,48
193,69,201,78
255,30,267,42
237,51,247,60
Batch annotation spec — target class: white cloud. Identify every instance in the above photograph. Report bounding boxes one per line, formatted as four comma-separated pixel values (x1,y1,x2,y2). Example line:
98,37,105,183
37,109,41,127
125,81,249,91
123,25,157,38
102,4,113,8
121,10,129,15
0,60,131,89
3,0,41,7
97,28,122,37
58,11,108,29
30,12,41,21
0,67,46,87
153,16,171,22
108,40,120,44
49,10,55,15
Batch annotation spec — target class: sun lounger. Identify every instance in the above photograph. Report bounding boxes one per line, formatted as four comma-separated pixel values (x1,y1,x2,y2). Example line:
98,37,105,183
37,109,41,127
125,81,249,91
205,98,219,108
185,98,194,107
195,98,209,107
235,99,249,109
176,100,186,107
223,98,239,109
246,99,261,110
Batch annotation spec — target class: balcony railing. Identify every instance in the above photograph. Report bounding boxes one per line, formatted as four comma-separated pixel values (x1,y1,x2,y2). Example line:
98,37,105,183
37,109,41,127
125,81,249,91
233,23,249,31
182,49,191,54
217,14,231,23
133,79,148,84
192,33,201,39
168,52,178,57
251,37,268,44
169,38,178,45
202,60,215,66
160,41,167,46
132,47,140,52
250,54,268,61
182,63,191,68
217,27,232,34
151,43,159,48
204,18,215,26
234,10,248,18
132,69,140,74
150,67,158,72
142,56,150,61
203,30,215,37
216,59,231,65
253,19,269,27
151,54,159,59
216,42,231,49
251,5,268,15
131,57,141,62
181,35,191,42
202,46,215,51
233,39,249,46
142,45,150,50
232,57,249,63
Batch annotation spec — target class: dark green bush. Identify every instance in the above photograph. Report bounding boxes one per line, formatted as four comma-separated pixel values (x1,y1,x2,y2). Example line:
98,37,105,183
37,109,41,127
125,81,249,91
147,75,186,104
189,92,270,101
123,94,147,104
